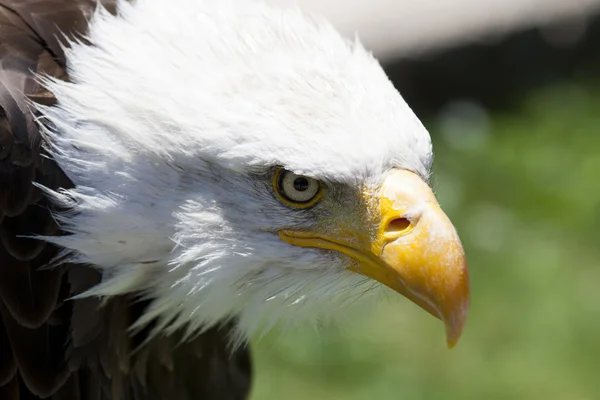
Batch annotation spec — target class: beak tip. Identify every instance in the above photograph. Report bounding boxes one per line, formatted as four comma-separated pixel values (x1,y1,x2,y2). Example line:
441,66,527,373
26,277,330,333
445,329,462,349
443,302,469,349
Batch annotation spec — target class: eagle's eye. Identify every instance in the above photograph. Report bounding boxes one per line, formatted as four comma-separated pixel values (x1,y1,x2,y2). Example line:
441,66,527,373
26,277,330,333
273,168,324,209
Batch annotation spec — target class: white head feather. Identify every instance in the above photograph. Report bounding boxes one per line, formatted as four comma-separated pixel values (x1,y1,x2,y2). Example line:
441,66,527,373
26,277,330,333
37,0,433,341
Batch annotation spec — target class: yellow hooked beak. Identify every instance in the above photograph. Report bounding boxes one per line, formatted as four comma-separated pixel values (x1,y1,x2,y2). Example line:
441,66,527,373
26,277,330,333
279,170,470,348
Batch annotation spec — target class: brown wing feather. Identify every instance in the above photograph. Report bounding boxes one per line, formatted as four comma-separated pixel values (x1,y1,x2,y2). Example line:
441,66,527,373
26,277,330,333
0,1,252,398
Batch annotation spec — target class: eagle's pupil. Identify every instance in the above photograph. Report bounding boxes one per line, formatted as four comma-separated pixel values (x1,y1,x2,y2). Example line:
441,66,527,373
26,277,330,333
293,177,309,192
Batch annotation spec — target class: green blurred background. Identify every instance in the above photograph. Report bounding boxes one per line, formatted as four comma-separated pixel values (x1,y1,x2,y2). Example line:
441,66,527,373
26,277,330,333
251,15,600,400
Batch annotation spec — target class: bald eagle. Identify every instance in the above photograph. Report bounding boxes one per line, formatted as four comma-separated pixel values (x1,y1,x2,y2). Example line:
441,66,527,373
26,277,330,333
0,0,469,398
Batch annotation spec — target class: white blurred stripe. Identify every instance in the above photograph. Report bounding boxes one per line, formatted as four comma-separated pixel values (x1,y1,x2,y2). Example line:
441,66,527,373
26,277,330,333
274,0,600,59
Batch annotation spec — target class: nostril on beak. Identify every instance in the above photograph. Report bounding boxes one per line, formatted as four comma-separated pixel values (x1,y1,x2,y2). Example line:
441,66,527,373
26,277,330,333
386,217,411,234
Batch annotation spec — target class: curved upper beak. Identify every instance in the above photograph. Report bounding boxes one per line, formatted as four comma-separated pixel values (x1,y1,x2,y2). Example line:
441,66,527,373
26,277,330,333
368,170,469,347
279,169,470,347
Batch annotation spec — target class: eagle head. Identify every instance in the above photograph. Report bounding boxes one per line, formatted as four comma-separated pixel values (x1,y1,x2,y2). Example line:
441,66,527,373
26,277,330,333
38,0,469,347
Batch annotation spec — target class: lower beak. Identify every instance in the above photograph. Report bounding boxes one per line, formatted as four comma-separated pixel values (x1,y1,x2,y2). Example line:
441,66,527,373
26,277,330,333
279,170,470,348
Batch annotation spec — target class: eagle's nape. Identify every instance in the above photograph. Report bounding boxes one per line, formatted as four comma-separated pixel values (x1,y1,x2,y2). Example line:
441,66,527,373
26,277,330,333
0,1,251,399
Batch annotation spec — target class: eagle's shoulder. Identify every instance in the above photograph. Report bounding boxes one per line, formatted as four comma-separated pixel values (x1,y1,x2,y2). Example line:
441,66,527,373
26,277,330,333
0,1,94,397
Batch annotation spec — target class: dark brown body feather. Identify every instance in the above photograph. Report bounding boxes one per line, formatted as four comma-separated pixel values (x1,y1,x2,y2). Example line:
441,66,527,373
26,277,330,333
0,1,252,398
